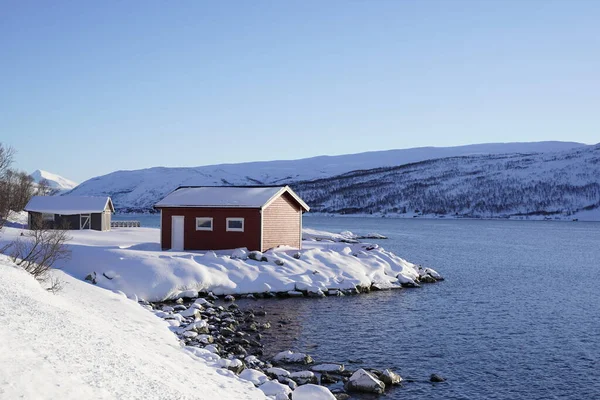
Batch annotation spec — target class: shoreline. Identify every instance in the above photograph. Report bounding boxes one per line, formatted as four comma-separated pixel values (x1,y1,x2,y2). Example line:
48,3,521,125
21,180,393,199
150,288,439,398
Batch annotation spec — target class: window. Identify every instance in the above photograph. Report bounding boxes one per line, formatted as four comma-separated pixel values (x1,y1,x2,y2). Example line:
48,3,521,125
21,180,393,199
195,217,213,231
226,217,244,232
41,213,54,221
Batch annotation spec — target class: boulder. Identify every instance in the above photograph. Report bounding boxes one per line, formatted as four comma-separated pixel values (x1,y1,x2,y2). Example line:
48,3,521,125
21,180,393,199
379,369,402,385
430,373,446,382
345,369,385,394
289,370,318,385
266,367,291,379
273,350,313,364
248,251,268,262
311,363,344,374
239,368,269,386
292,384,336,400
259,380,293,397
320,374,339,384
231,248,249,260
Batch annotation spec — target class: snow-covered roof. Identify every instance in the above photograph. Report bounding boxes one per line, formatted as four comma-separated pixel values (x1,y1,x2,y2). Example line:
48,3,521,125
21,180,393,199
24,196,115,215
154,186,310,211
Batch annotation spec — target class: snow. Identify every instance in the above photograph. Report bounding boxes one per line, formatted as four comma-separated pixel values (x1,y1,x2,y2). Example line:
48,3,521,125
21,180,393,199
273,351,313,364
24,195,112,214
31,169,78,191
239,369,269,386
154,186,308,210
292,384,336,400
0,254,264,399
259,380,293,397
346,369,386,394
0,225,426,302
66,141,585,211
266,367,290,378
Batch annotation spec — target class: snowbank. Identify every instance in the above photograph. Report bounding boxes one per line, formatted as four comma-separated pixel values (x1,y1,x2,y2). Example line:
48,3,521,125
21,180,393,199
0,254,264,399
0,225,439,302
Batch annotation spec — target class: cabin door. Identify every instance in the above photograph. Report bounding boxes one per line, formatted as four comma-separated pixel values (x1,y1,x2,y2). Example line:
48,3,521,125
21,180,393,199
171,216,184,250
80,214,91,229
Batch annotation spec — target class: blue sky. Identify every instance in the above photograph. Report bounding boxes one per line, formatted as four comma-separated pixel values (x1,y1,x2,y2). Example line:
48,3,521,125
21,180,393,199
1,1,598,182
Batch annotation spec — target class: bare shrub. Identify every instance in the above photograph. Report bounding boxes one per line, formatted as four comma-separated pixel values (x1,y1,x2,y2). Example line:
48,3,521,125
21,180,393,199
10,222,71,290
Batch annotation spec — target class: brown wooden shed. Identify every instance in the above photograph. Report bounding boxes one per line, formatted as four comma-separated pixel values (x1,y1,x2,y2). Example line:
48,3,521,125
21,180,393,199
24,196,114,231
154,186,310,252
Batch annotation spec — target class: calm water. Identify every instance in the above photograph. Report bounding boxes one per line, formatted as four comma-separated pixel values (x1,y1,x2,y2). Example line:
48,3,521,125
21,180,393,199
118,214,600,399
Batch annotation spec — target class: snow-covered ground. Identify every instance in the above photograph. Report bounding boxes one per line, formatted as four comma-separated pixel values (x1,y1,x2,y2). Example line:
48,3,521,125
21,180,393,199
0,254,264,400
0,222,431,302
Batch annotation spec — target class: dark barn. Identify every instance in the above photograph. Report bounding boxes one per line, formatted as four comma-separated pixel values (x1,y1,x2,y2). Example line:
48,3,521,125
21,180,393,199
24,196,114,231
154,186,310,252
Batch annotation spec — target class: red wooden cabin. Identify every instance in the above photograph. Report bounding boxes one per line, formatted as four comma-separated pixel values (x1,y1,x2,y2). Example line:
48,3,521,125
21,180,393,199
154,186,310,252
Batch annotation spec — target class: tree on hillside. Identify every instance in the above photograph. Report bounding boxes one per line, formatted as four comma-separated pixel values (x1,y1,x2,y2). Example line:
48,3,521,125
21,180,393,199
0,143,16,227
0,143,36,225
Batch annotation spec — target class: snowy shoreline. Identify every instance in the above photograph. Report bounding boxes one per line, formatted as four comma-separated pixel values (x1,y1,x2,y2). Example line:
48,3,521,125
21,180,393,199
1,212,444,399
0,215,443,302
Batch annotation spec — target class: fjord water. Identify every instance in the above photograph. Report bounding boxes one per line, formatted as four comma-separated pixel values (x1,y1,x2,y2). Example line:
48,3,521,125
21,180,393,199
115,214,600,399
251,217,600,400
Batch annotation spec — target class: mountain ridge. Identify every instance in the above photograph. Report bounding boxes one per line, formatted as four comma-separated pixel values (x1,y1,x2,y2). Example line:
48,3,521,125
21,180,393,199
65,141,586,212
30,169,78,191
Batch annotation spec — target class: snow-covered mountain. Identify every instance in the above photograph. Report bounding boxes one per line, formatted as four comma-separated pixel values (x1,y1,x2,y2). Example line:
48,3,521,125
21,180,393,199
30,169,78,191
295,144,600,220
65,141,584,211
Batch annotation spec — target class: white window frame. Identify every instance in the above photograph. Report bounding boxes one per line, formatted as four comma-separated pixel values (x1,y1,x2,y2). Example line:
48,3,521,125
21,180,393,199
195,217,213,231
226,217,244,232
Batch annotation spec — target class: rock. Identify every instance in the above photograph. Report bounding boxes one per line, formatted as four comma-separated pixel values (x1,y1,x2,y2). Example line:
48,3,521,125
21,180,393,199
420,274,437,283
260,322,271,329
292,252,301,259
333,393,350,400
311,363,344,374
379,369,402,385
274,259,285,266
207,292,218,300
224,295,235,302
248,251,268,262
266,367,291,379
345,369,385,394
178,307,200,318
231,248,249,260
182,331,198,338
308,289,326,297
84,272,97,284
430,373,446,382
292,384,336,400
320,373,339,384
259,380,293,397
239,368,269,386
228,344,248,356
288,290,304,297
220,327,235,337
273,350,313,364
218,358,244,374
285,378,298,390
289,370,318,385
184,320,208,333
205,344,219,354
424,267,444,280
255,310,267,317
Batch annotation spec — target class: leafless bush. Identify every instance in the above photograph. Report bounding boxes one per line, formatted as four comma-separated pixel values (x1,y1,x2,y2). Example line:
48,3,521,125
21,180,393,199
10,223,71,290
